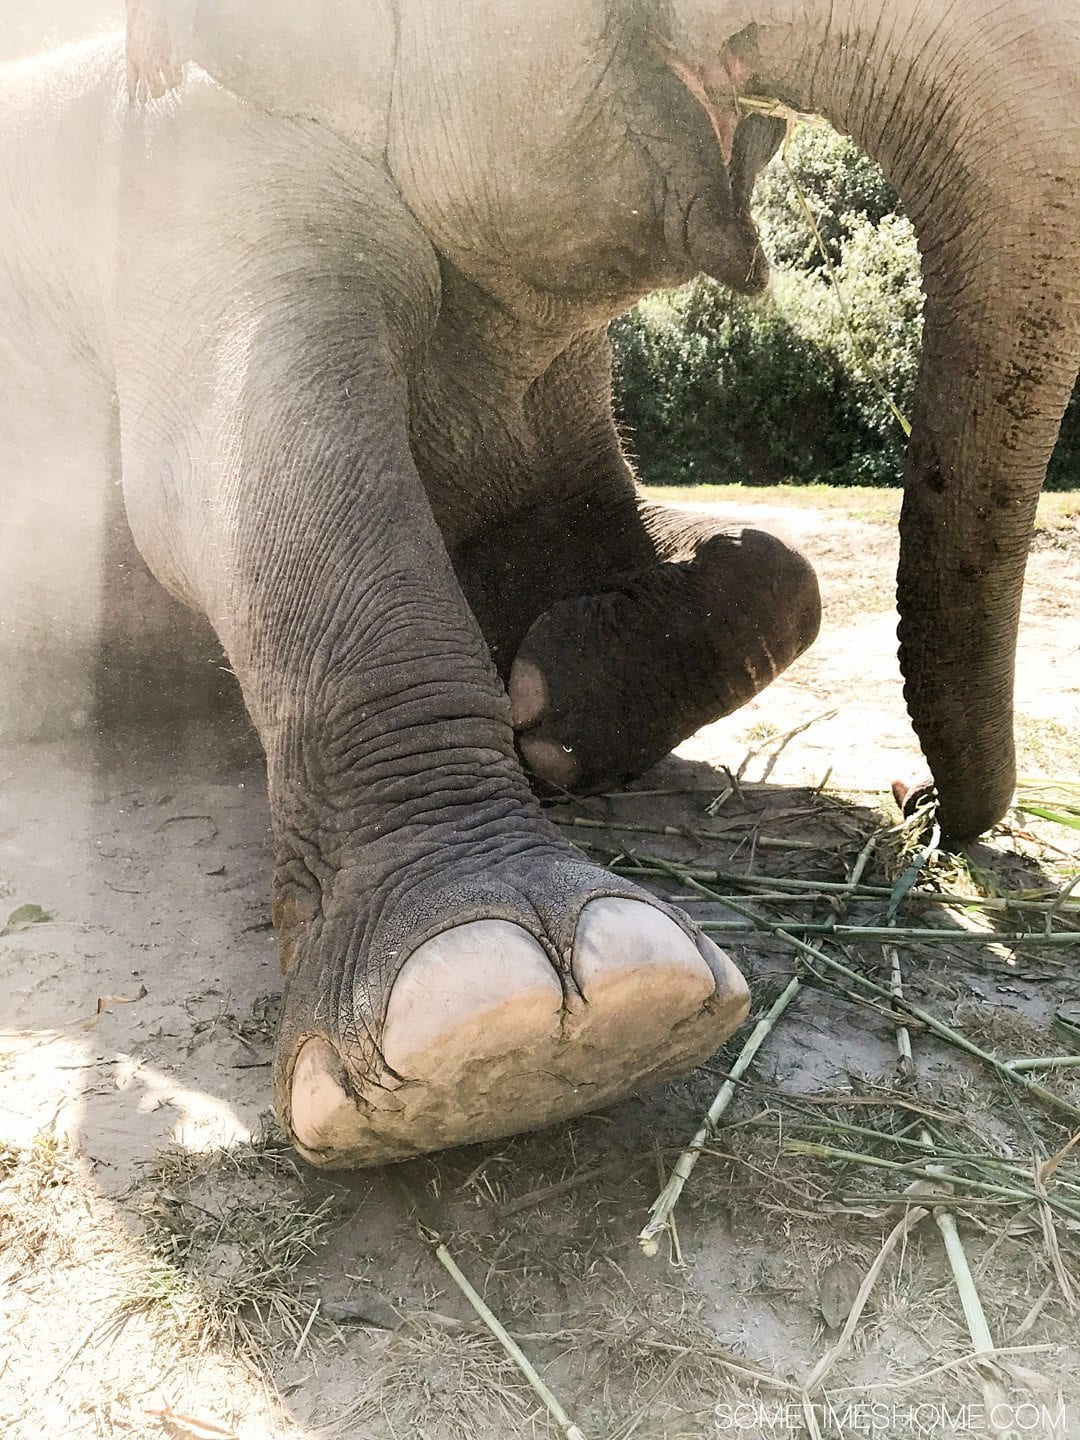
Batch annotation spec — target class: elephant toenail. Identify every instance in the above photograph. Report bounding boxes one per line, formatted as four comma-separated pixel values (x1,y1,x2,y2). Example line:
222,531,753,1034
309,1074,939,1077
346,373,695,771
508,656,549,730
519,733,582,789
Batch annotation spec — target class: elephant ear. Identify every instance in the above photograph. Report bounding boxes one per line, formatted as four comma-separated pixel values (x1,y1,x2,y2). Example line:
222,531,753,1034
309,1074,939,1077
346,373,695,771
123,0,396,159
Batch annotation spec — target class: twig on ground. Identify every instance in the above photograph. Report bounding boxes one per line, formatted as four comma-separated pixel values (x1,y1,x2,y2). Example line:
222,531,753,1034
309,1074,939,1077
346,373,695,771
700,894,1080,1125
1033,1158,1076,1310
495,1162,626,1217
143,1404,240,1440
638,1338,801,1393
292,1299,320,1361
1039,1128,1080,1185
825,1345,1053,1397
889,946,1020,1440
803,1203,930,1391
732,707,840,789
397,1189,588,1440
639,976,802,1255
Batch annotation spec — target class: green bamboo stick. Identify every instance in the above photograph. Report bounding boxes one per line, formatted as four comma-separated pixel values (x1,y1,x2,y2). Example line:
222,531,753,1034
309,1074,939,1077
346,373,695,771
781,1141,1080,1221
832,1192,1019,1209
706,894,1080,1125
417,1220,588,1440
740,1112,1080,1190
639,976,803,1255
559,815,823,850
698,921,1079,946
603,853,1078,916
628,856,1078,948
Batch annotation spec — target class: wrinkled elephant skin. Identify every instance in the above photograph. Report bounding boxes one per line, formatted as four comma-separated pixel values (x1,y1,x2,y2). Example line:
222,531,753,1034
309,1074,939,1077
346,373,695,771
1,0,1077,1166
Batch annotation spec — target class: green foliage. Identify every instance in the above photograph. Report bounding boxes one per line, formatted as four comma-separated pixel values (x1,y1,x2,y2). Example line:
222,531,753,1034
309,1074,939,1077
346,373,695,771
1048,388,1080,489
753,125,898,273
2,902,51,935
612,123,1079,490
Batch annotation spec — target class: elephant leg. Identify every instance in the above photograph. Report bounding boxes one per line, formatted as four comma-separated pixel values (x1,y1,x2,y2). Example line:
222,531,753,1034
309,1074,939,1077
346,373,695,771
117,102,749,1168
460,493,821,793
227,407,751,1167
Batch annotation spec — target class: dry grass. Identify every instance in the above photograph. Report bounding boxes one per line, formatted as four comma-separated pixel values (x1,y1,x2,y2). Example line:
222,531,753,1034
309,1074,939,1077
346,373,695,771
127,1134,341,1359
0,1131,277,1437
0,1130,86,1278
640,483,1080,526
330,1323,537,1440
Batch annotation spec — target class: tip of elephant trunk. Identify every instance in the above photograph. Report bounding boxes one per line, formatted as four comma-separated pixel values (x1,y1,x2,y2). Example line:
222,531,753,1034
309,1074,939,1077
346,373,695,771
687,201,770,294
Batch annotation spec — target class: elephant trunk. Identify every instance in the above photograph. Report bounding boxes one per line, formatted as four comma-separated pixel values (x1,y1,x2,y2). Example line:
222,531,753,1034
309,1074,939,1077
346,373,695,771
663,0,1080,840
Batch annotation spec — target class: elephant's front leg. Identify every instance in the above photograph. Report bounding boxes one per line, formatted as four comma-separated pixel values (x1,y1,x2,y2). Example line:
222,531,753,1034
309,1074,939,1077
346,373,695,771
472,500,821,794
152,355,748,1168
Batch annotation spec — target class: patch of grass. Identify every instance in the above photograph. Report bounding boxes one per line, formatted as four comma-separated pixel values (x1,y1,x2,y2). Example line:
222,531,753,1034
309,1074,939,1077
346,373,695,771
742,719,782,744
127,1135,341,1359
335,1323,535,1440
641,483,1080,525
0,1131,84,1276
641,481,903,520
952,1001,1062,1058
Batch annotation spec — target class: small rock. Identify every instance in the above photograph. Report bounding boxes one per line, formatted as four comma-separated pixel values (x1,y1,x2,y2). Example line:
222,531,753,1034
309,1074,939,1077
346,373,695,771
321,1288,401,1329
817,1258,862,1330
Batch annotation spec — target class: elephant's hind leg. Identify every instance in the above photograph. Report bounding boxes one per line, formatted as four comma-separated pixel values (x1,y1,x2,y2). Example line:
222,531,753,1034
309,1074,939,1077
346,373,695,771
504,502,821,793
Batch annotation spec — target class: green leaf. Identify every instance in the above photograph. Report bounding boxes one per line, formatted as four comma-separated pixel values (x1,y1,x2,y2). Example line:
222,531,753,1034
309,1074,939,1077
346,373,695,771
2,903,52,936
1017,802,1080,832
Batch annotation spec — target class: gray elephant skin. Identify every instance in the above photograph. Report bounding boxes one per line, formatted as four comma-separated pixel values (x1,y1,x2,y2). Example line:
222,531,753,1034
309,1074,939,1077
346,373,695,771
1,1,1076,1167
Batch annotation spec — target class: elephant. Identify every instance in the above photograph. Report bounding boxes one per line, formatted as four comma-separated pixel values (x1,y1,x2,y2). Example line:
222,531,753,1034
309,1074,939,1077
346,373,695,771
1,1,1077,1169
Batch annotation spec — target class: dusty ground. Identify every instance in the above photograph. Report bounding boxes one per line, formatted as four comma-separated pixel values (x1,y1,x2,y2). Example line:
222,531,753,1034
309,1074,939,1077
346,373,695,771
2,487,1078,1440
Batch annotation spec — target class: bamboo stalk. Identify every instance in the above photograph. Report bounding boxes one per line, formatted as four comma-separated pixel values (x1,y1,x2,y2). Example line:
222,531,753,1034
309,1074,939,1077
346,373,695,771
700,894,1080,1125
416,1219,588,1440
933,1210,1015,1437
601,851,1078,916
559,815,823,850
889,949,1018,1440
739,1112,1080,1194
832,1191,1018,1209
639,977,802,1255
698,921,1079,947
630,855,1077,949
780,1140,1080,1221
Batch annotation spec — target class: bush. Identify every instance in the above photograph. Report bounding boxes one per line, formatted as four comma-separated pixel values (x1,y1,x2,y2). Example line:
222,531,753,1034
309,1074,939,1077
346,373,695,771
752,125,898,274
612,124,1079,490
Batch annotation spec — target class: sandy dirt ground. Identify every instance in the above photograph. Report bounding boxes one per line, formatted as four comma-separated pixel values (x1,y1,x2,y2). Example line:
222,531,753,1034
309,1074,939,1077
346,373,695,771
2,488,1078,1440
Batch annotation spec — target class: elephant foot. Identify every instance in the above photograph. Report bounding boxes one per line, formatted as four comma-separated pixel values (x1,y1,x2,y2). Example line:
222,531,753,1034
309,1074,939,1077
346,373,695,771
285,898,748,1168
509,527,821,793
